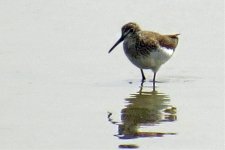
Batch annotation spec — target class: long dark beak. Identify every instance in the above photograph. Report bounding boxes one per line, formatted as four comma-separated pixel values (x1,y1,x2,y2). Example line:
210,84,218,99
108,36,124,53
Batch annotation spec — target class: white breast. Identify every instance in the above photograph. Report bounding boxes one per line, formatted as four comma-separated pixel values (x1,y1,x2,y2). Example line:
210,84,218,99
124,46,174,72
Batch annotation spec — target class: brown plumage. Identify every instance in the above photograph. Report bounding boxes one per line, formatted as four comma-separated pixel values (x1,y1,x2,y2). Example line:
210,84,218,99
108,22,179,90
136,31,179,52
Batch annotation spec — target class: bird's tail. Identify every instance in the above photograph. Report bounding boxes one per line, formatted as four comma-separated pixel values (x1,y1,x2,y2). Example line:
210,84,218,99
167,34,180,47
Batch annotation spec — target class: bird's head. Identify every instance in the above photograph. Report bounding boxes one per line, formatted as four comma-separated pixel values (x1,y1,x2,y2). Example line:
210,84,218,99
108,22,141,53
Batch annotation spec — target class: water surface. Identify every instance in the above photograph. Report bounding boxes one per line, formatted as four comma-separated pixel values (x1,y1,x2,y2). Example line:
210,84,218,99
0,0,224,150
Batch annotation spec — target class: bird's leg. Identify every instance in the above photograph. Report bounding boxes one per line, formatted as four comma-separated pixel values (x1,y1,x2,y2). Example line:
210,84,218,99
140,69,146,81
139,80,144,95
153,72,156,91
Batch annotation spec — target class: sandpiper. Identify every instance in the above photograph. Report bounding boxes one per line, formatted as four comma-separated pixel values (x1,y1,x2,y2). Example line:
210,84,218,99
108,22,179,90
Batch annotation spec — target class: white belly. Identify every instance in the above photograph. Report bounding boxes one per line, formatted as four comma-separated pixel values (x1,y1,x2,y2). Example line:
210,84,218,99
124,47,174,72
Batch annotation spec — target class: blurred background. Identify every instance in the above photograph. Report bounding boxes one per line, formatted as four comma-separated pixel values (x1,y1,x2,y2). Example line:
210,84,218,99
0,0,224,149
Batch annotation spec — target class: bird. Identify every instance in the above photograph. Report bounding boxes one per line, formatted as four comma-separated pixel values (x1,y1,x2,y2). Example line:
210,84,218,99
108,22,179,90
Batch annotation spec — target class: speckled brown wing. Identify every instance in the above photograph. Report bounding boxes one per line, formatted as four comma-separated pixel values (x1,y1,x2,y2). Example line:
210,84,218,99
135,31,160,56
159,34,179,50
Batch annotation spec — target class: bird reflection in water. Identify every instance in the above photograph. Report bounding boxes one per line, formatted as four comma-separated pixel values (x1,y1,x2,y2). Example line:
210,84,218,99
108,83,177,140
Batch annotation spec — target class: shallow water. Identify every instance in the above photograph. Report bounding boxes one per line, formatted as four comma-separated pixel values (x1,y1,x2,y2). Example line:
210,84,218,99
0,0,224,150
108,85,177,141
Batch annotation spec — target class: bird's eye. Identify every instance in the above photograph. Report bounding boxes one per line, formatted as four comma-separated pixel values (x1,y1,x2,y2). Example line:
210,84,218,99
129,28,134,33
